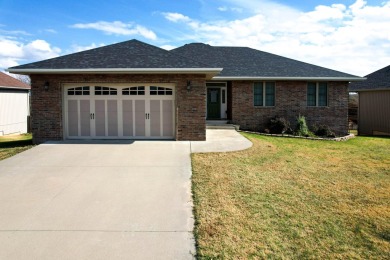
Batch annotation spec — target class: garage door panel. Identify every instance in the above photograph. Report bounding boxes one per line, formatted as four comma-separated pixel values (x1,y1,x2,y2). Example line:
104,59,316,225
67,100,79,136
107,100,118,136
162,100,174,136
65,85,175,139
80,100,91,136
95,100,106,136
150,100,161,136
135,100,146,136
122,100,133,136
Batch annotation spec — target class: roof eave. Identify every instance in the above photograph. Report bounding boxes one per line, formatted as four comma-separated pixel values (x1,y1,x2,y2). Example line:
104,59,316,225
349,87,390,92
0,85,30,90
7,68,222,75
211,76,366,81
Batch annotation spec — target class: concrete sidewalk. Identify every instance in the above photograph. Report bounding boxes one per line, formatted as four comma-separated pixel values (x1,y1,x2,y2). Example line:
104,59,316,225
191,129,253,153
0,129,251,259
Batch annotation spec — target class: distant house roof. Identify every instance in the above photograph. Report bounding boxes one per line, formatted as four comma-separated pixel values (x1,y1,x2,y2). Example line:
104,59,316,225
7,40,222,78
0,72,30,90
171,43,362,81
349,65,390,91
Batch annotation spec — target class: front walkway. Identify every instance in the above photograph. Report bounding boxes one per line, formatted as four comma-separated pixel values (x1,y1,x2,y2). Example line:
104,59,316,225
191,129,253,153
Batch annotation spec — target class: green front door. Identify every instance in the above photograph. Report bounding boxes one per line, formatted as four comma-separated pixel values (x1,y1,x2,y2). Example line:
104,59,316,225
207,88,220,119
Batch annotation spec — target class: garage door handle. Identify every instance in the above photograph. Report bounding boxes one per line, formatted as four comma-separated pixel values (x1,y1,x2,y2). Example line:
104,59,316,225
90,113,94,119
145,113,150,119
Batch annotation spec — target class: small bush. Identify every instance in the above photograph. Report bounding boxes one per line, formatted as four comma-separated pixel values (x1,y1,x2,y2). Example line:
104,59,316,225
268,117,290,134
313,124,336,137
295,115,311,136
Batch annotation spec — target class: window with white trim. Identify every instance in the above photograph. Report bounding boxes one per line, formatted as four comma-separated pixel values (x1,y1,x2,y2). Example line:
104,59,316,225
67,86,90,95
254,82,275,106
307,82,328,106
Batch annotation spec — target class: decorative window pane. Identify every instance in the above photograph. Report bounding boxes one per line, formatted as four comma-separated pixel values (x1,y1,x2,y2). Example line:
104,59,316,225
318,83,328,106
122,86,145,95
254,82,263,106
254,82,275,107
307,82,328,107
206,82,226,87
265,82,275,106
149,86,173,95
95,86,117,95
307,83,317,106
222,90,226,104
210,90,218,103
67,86,90,95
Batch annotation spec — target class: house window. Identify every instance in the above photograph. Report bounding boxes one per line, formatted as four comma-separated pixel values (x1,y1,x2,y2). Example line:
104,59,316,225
307,82,327,106
254,82,275,106
122,86,145,95
150,86,173,95
95,86,117,95
67,86,90,96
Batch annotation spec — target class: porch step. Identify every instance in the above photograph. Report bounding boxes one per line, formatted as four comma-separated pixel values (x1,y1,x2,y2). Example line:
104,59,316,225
206,120,237,130
207,124,236,130
206,120,229,125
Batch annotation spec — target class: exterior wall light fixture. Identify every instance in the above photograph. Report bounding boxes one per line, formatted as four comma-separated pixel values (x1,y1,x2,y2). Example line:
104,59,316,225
44,81,49,91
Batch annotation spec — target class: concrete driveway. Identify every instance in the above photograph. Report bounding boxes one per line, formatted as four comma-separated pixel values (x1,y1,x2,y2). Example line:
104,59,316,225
0,129,252,259
0,140,195,259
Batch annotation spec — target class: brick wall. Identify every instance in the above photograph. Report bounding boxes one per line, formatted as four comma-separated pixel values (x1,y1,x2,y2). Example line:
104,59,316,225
30,74,206,144
231,81,349,135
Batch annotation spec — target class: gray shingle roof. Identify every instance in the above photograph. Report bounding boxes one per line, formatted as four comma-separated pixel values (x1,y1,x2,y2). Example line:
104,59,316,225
171,43,361,80
9,39,214,70
349,65,390,91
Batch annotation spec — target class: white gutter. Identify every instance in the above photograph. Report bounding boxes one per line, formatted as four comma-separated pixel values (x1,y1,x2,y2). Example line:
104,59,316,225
7,68,223,74
351,88,390,92
0,85,30,90
211,76,366,81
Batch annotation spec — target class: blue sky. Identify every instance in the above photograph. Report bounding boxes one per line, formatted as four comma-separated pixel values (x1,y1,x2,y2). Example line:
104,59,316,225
1,0,389,76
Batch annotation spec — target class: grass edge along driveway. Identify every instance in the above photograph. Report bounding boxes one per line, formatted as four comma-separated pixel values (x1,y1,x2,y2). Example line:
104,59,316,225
0,133,33,161
192,133,390,259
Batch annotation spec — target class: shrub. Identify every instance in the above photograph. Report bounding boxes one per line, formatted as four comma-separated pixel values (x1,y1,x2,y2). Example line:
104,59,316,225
313,124,336,137
268,117,290,134
295,115,311,136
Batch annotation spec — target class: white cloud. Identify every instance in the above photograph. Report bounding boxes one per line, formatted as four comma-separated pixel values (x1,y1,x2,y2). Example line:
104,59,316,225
218,6,228,11
159,44,177,50
163,13,191,23
71,21,157,40
44,29,57,34
69,43,105,53
162,0,390,76
217,6,242,12
0,28,30,36
0,37,61,70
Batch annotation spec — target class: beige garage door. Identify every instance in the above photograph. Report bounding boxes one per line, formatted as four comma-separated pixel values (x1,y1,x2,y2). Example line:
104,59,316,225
64,84,175,139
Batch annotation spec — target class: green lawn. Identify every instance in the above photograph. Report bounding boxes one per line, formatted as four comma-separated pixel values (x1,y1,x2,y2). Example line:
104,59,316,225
192,134,390,259
0,133,33,161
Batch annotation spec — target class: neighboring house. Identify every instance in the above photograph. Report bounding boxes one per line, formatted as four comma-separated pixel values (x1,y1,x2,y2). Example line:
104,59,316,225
349,65,390,136
0,72,30,136
8,39,363,144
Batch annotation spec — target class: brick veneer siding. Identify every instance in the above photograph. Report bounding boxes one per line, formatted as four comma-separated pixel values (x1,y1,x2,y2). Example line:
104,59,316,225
231,81,349,135
30,74,206,144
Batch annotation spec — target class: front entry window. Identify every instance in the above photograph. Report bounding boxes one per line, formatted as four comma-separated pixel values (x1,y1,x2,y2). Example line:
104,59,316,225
210,90,218,103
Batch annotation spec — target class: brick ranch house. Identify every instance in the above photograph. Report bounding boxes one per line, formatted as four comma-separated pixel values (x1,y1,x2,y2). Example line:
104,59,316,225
8,39,363,144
